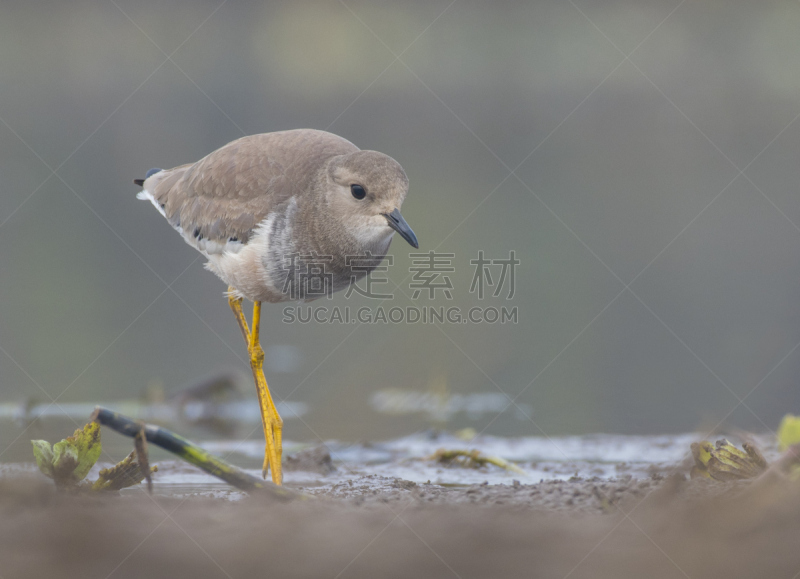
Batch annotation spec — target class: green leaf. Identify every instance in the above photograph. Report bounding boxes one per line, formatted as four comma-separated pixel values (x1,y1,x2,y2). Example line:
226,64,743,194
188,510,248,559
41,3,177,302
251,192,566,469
31,440,54,479
690,439,768,481
68,422,102,481
52,440,80,483
31,422,102,487
778,414,800,452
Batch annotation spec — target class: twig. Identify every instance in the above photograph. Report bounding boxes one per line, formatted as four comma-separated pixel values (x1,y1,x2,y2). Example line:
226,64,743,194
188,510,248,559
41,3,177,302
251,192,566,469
431,448,527,475
91,406,304,501
133,421,152,494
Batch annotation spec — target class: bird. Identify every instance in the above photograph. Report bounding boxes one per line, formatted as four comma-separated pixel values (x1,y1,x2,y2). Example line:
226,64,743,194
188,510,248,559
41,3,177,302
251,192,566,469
134,129,418,485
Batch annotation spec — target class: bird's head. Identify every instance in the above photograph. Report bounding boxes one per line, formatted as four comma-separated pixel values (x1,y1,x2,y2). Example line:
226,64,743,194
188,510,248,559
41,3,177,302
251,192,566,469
325,150,419,249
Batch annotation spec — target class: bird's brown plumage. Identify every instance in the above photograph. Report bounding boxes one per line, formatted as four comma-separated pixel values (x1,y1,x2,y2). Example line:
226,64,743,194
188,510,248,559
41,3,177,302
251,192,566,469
144,129,359,246
137,128,414,303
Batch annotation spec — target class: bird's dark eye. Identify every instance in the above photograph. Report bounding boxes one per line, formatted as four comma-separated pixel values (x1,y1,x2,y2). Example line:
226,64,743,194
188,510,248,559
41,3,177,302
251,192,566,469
351,184,367,200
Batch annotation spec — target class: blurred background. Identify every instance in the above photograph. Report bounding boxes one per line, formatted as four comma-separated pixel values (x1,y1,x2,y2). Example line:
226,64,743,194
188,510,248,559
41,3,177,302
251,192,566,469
2,0,800,461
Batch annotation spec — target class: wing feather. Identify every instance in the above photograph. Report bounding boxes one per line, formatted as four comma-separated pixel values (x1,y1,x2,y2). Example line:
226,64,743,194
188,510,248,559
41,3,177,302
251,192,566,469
142,129,358,246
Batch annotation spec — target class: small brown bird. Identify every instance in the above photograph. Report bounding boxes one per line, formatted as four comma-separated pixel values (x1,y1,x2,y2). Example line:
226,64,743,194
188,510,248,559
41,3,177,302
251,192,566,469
134,129,418,485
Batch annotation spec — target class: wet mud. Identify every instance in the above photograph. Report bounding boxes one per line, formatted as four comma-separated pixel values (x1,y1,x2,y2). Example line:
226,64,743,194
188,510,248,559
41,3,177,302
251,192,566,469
1,432,794,578
1,468,799,579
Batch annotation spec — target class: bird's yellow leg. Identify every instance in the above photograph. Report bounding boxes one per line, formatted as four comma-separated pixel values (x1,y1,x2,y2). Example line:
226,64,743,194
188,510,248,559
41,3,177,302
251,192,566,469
227,289,283,484
227,289,251,345
250,301,283,483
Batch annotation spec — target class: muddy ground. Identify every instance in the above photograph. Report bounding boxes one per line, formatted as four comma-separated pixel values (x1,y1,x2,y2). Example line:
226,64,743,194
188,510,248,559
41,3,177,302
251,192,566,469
2,463,800,579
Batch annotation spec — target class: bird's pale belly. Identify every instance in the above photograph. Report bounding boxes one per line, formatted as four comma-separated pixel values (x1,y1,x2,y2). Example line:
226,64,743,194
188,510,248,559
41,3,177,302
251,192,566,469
206,221,390,304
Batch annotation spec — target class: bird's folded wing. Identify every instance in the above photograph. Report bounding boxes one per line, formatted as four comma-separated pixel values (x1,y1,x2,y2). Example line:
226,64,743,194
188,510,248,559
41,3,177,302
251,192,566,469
145,130,358,245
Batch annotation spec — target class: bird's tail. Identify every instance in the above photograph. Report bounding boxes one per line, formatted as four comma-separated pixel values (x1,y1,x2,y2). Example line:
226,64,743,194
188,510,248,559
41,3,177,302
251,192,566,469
133,167,163,187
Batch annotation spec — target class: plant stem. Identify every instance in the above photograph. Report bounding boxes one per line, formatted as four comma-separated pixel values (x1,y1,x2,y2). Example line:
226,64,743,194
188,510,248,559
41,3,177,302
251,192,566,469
91,406,304,501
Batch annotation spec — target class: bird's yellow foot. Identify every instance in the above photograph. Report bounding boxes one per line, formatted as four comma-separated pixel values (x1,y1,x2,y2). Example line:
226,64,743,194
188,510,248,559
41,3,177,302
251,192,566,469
228,289,283,485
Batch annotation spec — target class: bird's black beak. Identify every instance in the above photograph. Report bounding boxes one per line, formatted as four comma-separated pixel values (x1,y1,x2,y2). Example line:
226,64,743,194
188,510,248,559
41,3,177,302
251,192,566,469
384,208,419,249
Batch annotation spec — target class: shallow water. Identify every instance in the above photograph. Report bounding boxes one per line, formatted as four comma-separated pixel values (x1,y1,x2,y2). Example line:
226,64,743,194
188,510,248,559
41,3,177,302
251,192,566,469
209,430,778,484
67,431,783,498
3,409,779,498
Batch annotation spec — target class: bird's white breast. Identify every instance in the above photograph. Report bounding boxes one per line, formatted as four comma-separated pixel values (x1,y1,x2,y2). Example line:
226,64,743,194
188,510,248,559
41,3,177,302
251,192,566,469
203,198,299,303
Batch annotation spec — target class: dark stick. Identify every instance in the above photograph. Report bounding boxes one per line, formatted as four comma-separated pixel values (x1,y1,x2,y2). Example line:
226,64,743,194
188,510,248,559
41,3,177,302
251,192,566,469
91,406,303,501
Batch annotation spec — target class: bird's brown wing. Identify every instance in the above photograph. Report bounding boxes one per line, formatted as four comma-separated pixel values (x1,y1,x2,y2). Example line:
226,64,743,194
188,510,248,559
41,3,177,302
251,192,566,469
144,129,358,245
